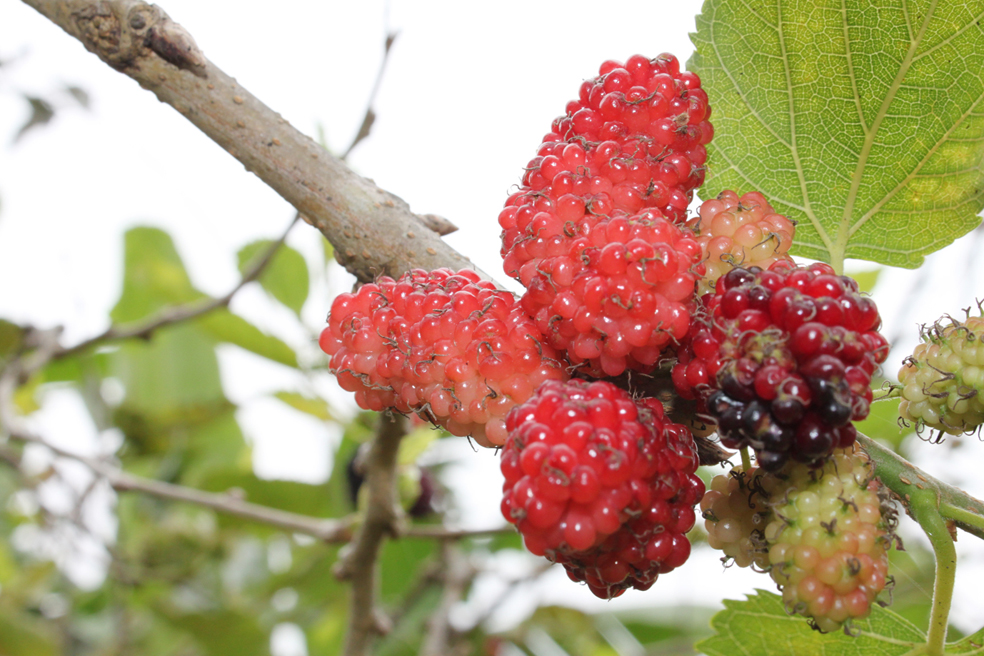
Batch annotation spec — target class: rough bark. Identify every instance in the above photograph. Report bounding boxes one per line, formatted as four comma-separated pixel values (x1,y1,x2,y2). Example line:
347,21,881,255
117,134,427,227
21,0,484,283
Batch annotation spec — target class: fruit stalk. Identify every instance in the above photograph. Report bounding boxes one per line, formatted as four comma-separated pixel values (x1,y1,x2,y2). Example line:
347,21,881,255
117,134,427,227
856,433,984,541
911,494,957,656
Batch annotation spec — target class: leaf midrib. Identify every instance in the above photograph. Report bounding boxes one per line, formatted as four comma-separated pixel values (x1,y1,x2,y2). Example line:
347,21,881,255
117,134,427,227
835,0,940,270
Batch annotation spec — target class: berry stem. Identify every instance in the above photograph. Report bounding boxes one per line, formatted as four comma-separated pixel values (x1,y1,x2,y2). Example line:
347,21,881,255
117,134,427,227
739,446,752,471
857,433,984,541
873,385,903,402
910,492,957,656
939,503,984,536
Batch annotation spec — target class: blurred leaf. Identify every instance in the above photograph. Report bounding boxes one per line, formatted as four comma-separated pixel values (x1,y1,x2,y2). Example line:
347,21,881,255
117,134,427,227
111,325,225,417
198,309,298,367
111,228,298,367
857,394,907,449
0,541,19,584
885,548,937,635
0,320,23,362
273,391,332,421
522,607,610,656
0,613,59,656
848,267,882,295
397,426,440,466
14,96,54,142
181,410,252,485
623,621,687,644
39,351,110,384
237,240,309,317
376,587,442,656
64,85,90,108
379,539,437,602
696,590,924,656
112,228,200,324
342,411,379,445
13,373,40,415
162,609,268,656
486,530,524,552
322,234,335,267
199,469,336,519
690,1,984,268
308,606,347,656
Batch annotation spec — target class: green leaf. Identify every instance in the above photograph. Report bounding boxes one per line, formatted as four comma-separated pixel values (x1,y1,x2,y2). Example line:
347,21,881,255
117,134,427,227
322,235,335,266
273,391,333,421
14,96,54,142
112,227,200,324
64,85,90,108
379,539,437,602
857,394,907,448
0,613,59,656
198,469,336,519
397,426,441,466
237,240,309,317
846,267,882,295
197,309,298,368
951,627,984,654
111,324,225,418
0,320,23,363
696,590,925,656
690,1,984,270
161,610,268,656
375,587,442,656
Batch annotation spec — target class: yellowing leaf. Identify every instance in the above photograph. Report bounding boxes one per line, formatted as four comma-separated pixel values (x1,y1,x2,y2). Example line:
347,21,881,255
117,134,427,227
691,0,984,270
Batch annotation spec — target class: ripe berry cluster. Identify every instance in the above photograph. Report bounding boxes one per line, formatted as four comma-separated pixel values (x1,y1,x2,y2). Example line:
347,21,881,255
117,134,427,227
499,53,710,377
319,268,568,447
499,379,703,598
673,262,889,469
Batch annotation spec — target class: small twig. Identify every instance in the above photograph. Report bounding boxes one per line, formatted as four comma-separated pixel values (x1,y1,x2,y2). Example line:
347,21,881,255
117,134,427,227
417,213,459,237
336,411,408,656
384,559,446,630
53,214,300,362
0,383,356,542
463,560,554,632
421,541,473,656
403,524,513,540
940,503,984,535
341,31,397,161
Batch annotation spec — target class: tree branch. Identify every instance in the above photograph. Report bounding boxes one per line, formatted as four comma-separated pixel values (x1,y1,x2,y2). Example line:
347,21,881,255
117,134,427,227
21,0,479,283
858,433,984,541
335,411,408,656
